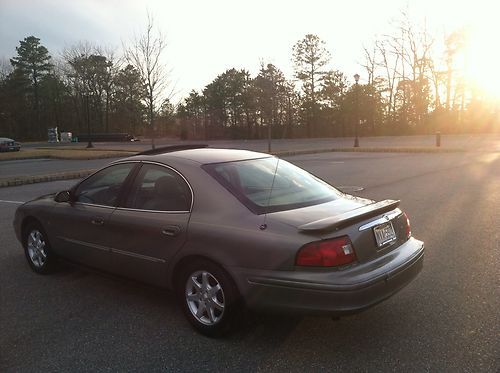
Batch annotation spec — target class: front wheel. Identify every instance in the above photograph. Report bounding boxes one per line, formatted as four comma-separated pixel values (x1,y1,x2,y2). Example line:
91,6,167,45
23,222,57,274
177,260,241,337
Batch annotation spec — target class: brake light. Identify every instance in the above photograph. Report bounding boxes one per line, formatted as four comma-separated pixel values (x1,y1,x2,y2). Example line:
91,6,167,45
403,212,412,239
296,236,357,267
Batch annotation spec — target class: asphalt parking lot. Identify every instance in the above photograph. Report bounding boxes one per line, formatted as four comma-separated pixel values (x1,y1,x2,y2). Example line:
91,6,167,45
1,152,499,372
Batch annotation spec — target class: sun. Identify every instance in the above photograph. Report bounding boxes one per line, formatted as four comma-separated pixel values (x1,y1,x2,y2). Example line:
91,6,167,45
462,22,500,100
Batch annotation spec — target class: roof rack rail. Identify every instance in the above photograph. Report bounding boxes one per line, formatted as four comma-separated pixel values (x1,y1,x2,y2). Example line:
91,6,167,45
137,144,209,156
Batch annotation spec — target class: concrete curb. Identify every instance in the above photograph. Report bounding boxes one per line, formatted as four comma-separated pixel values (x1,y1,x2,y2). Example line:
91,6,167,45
0,146,483,188
271,146,467,157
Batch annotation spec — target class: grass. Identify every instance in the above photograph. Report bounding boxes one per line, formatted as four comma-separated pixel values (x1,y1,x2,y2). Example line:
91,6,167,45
1,143,470,162
0,147,138,161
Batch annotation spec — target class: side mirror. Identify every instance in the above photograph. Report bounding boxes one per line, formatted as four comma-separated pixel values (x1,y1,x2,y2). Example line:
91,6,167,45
54,190,71,203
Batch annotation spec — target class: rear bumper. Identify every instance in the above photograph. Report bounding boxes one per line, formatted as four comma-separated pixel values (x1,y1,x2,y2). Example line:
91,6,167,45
0,145,20,152
231,237,424,315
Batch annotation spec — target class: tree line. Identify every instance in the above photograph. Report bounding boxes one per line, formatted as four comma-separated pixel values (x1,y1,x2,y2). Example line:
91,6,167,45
0,12,498,142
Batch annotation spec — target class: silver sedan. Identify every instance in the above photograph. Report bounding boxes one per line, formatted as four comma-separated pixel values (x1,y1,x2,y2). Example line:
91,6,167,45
13,145,424,336
0,137,21,152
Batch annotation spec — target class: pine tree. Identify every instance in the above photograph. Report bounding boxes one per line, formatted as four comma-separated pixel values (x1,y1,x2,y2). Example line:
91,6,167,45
10,36,52,138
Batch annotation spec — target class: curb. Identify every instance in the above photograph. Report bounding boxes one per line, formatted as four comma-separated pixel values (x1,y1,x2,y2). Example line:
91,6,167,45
271,146,467,157
0,146,480,188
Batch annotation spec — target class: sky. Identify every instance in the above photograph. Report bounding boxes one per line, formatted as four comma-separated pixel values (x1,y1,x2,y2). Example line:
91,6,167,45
1,0,498,102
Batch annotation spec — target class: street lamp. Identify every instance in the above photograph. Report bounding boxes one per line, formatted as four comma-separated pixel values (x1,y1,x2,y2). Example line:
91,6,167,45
353,73,360,148
85,94,94,149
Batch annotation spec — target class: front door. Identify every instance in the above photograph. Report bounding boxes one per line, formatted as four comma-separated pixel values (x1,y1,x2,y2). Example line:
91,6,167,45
50,163,137,272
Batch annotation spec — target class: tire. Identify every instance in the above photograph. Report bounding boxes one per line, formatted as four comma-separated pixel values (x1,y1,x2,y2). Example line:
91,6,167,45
177,259,241,337
23,222,57,274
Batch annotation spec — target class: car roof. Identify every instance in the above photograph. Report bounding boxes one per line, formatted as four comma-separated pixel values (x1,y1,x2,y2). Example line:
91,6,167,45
0,138,14,142
126,147,272,165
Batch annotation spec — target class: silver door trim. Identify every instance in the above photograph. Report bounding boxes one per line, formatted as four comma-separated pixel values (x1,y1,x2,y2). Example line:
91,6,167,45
58,237,166,263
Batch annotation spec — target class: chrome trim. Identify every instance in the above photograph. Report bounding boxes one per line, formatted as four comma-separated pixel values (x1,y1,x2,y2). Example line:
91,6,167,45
114,207,190,214
59,237,166,263
111,248,166,263
358,208,402,231
110,160,142,165
72,160,194,213
59,237,110,252
73,202,116,210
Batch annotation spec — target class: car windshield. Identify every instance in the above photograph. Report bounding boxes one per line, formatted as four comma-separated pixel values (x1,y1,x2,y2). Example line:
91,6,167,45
203,157,341,214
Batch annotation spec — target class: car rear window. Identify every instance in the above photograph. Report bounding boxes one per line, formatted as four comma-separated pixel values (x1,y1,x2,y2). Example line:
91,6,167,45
203,157,340,214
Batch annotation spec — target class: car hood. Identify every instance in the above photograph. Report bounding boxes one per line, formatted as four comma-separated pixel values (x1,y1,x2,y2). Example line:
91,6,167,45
24,193,56,205
268,195,401,233
36,193,56,201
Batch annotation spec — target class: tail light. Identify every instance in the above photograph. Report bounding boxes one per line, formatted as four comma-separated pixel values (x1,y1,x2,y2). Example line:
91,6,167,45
403,212,412,239
296,236,357,267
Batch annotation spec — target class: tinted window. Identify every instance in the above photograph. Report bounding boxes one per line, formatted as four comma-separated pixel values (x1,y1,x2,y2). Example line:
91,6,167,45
124,164,191,212
75,163,135,206
204,157,340,214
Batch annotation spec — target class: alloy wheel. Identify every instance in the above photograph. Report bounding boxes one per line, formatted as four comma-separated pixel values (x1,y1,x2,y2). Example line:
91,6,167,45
27,229,47,268
185,270,225,326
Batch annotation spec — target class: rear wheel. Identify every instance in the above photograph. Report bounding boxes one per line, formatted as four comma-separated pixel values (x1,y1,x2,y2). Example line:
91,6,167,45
177,259,241,337
23,222,57,274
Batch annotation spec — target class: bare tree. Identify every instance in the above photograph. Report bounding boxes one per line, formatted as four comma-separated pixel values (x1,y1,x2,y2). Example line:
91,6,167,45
376,40,400,118
0,57,13,80
362,45,377,86
123,12,170,149
444,29,466,111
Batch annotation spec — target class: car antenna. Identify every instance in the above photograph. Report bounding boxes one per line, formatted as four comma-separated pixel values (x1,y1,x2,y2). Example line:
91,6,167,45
259,158,280,231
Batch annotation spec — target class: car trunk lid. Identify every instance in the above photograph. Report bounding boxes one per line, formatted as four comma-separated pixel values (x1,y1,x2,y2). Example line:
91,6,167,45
269,197,408,263
297,199,400,233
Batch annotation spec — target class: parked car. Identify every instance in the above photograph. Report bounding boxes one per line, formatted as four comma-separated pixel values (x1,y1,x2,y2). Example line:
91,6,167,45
0,137,21,152
13,145,424,336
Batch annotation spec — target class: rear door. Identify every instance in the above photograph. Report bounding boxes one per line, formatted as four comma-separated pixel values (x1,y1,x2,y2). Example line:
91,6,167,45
106,162,192,286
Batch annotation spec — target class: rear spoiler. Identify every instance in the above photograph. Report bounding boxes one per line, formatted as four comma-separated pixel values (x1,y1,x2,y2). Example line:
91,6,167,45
298,199,400,232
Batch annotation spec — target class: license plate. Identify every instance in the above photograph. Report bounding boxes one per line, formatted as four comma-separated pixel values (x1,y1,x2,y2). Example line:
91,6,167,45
373,222,396,247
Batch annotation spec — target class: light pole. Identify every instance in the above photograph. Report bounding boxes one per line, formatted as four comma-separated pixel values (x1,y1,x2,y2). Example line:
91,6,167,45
267,122,272,153
85,94,94,149
353,73,360,148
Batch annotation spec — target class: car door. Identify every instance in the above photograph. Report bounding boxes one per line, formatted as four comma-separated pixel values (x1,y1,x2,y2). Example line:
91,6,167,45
49,162,137,271
106,162,192,286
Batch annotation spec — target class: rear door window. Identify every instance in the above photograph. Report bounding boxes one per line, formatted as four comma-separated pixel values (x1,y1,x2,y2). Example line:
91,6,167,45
124,164,191,212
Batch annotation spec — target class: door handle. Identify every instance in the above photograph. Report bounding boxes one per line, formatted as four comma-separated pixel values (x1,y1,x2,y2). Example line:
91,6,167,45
162,225,181,237
91,217,104,226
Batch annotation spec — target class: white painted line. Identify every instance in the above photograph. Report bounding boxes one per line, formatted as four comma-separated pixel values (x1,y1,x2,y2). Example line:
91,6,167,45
338,186,365,192
0,200,24,204
330,161,345,164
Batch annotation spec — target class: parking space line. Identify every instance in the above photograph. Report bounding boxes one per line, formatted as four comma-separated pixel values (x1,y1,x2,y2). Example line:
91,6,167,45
0,200,24,204
337,186,365,192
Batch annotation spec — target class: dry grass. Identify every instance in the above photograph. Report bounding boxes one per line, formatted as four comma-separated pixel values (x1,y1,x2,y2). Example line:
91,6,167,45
0,147,137,161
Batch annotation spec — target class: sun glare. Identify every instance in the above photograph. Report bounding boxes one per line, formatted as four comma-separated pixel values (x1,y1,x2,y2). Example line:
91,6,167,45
463,24,500,100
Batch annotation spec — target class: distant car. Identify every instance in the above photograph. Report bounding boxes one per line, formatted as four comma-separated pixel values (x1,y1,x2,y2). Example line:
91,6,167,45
13,145,424,336
0,137,21,152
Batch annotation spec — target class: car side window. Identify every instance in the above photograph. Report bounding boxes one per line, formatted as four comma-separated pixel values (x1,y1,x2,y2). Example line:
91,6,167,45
124,164,191,212
74,163,135,206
